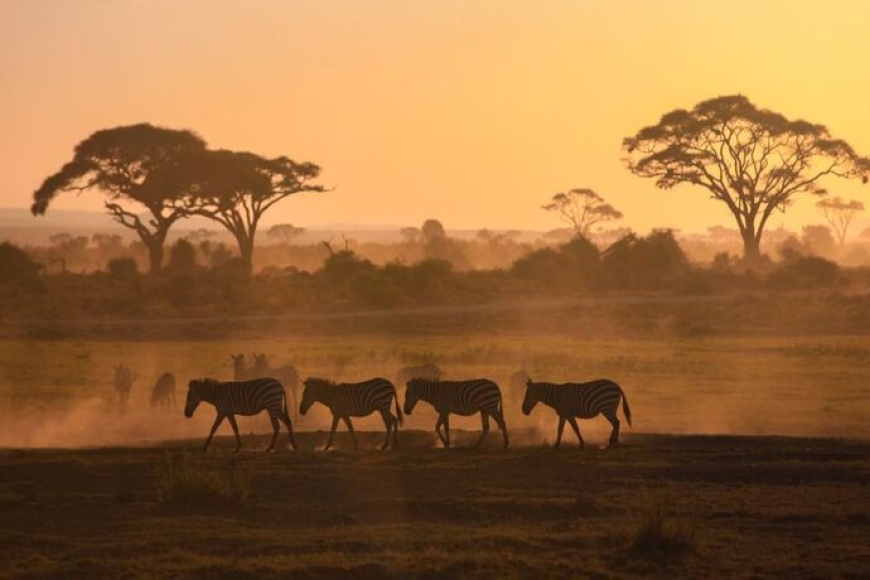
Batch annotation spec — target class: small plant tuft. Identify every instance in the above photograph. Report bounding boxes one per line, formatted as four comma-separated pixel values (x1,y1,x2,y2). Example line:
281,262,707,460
154,452,250,510
627,491,698,564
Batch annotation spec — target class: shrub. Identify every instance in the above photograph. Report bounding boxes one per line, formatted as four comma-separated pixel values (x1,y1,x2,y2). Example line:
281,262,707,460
154,453,250,509
627,492,698,564
107,257,139,278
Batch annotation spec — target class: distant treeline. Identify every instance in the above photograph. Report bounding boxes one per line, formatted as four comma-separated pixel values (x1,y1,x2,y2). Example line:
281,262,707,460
2,227,868,320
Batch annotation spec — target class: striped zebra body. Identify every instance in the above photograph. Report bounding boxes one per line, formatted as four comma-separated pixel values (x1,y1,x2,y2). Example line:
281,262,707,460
184,377,296,452
404,378,509,449
300,377,401,450
522,378,632,448
232,354,301,419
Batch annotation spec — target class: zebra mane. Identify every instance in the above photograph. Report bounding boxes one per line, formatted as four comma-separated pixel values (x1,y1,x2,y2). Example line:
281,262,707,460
303,377,336,389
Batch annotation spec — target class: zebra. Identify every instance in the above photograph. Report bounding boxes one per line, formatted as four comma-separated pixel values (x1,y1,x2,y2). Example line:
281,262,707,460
522,378,632,449
150,372,176,411
396,364,443,388
184,377,297,453
232,353,301,419
403,378,508,449
113,365,136,405
300,377,402,451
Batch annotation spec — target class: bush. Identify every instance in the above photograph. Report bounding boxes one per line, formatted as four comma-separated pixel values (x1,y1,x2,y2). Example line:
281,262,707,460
627,492,698,564
768,256,841,289
154,453,250,509
107,257,139,278
0,242,41,289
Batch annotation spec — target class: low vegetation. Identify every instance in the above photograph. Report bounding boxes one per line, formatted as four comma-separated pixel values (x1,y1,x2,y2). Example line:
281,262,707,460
154,452,250,509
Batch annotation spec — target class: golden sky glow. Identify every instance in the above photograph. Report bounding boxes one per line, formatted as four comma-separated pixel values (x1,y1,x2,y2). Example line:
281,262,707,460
2,0,870,233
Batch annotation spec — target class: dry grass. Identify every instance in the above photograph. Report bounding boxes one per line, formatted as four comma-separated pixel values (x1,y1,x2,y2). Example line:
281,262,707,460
154,452,250,509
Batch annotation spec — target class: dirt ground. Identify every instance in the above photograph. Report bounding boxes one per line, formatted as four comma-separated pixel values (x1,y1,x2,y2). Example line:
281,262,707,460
1,431,869,579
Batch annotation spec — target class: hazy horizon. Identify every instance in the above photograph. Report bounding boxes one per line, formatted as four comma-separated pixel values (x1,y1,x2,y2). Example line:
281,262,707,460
3,1,870,234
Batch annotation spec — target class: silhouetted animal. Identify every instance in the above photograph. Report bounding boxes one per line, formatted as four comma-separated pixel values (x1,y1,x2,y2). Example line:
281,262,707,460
233,353,300,418
300,377,402,451
184,378,296,453
396,364,443,387
150,372,176,411
404,378,508,449
113,365,136,405
522,378,632,448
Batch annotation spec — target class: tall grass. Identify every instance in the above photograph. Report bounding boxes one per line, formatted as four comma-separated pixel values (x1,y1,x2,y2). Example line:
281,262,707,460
154,452,250,509
627,491,698,563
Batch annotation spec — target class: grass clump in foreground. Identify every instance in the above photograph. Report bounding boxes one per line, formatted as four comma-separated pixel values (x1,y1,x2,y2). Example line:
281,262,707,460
627,491,698,564
154,452,250,510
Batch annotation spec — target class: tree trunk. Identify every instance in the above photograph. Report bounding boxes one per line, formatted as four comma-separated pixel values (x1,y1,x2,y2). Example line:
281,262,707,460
741,231,762,265
237,237,254,275
146,240,165,275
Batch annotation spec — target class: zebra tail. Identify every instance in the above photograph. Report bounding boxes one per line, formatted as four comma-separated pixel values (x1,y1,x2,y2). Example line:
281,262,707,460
619,385,633,428
395,392,403,426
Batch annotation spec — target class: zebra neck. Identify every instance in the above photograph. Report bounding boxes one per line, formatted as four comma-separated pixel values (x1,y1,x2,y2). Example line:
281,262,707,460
199,382,220,404
537,383,557,408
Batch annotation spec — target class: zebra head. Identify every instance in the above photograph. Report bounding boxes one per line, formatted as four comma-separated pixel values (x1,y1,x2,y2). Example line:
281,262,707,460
300,377,328,415
522,378,539,415
403,378,426,415
184,379,207,418
231,354,245,379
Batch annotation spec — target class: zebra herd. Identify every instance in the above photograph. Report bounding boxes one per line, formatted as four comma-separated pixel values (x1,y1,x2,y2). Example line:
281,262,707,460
178,362,632,452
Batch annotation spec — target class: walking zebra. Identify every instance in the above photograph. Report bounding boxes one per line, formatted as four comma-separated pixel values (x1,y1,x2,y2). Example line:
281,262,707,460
300,377,402,450
232,353,301,419
113,365,136,405
150,372,176,411
404,378,508,449
184,377,296,453
396,364,444,388
522,378,632,449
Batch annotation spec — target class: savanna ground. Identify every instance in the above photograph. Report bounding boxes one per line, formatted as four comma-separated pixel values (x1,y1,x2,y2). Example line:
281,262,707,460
1,297,870,577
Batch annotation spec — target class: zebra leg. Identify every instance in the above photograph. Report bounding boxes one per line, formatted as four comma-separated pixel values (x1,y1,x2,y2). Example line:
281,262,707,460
568,417,585,449
324,416,340,451
392,415,400,450
203,414,225,451
494,413,509,449
604,411,620,446
227,414,242,453
379,410,392,451
443,414,451,448
280,411,297,452
342,417,358,450
265,417,281,453
434,415,448,447
474,411,490,448
555,416,566,449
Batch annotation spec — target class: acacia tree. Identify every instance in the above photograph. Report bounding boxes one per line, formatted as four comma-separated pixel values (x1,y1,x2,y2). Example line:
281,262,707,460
31,124,206,274
624,95,870,263
267,223,306,244
816,197,864,246
169,150,324,273
542,188,623,237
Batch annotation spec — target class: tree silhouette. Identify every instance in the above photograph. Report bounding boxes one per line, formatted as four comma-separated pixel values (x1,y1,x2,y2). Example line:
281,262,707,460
816,197,864,246
166,150,324,273
542,188,622,237
267,223,306,244
31,124,206,274
624,95,870,263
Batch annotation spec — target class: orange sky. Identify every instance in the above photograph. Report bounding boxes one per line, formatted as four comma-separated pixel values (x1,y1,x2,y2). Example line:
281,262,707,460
2,1,870,233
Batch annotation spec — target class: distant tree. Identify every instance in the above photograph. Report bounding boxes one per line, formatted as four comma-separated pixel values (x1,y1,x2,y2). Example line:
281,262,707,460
0,242,41,289
624,95,870,263
816,197,864,246
31,124,206,274
186,228,217,243
267,223,306,244
421,219,446,244
107,257,139,278
91,233,123,252
800,225,837,257
542,188,622,237
166,149,324,273
400,226,422,244
541,228,574,244
166,238,198,271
